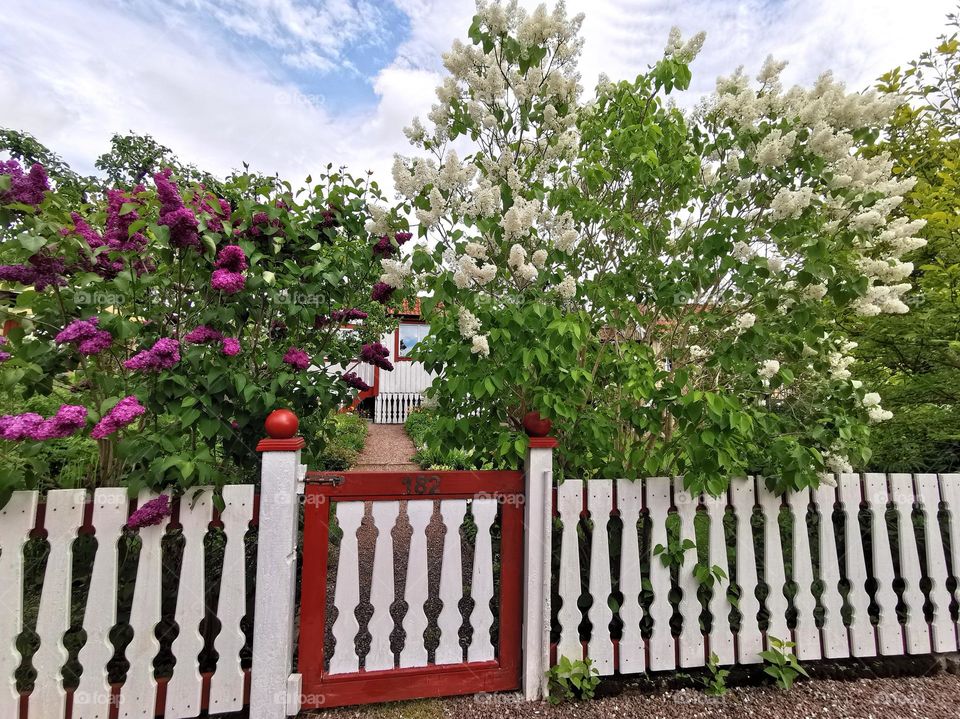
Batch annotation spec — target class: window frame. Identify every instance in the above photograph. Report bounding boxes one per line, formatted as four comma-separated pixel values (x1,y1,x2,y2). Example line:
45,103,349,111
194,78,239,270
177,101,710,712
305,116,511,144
394,321,428,361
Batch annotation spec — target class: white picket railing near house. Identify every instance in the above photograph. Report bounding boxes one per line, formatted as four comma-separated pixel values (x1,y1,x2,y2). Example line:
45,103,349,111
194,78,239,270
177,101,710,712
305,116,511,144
374,392,422,423
551,473,960,675
0,485,256,719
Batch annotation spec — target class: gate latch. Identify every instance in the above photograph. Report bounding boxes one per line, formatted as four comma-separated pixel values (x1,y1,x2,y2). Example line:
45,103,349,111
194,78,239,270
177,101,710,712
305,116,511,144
304,474,345,487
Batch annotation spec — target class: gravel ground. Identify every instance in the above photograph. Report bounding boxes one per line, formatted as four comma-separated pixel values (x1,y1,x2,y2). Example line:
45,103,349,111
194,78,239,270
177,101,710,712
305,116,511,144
310,674,960,719
353,424,419,471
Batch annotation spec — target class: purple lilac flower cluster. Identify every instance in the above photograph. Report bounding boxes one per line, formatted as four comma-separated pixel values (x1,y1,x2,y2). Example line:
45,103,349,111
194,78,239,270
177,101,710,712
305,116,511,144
243,210,282,239
185,325,241,356
315,308,369,326
371,281,395,305
56,318,113,355
211,245,247,294
0,405,88,441
360,342,393,371
90,396,146,439
0,160,50,206
67,202,154,279
221,337,241,356
0,336,9,363
154,168,200,249
318,204,340,229
125,494,171,530
340,371,372,392
104,189,147,252
192,190,231,233
282,346,311,370
185,325,223,344
372,231,413,259
124,338,180,372
0,252,68,291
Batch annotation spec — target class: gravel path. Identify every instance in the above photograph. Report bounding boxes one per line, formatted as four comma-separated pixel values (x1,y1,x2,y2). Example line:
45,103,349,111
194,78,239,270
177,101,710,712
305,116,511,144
354,424,418,471
310,674,960,719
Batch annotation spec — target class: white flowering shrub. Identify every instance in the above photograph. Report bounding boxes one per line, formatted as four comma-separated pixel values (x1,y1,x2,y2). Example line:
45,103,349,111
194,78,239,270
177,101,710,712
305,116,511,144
387,0,916,493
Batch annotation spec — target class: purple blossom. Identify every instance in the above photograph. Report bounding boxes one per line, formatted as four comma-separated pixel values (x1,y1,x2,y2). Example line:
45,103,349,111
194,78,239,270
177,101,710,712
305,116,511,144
90,396,146,439
394,231,413,245
0,160,50,206
211,269,245,294
373,234,395,258
318,204,340,229
215,245,248,272
341,372,372,392
56,318,113,356
248,211,281,238
0,336,9,363
221,337,241,356
192,191,231,233
371,281,395,305
124,338,180,372
184,325,223,344
154,169,200,249
33,405,88,440
283,346,311,371
0,253,68,291
315,308,369,326
104,190,147,252
0,413,44,441
360,342,394,371
125,494,171,530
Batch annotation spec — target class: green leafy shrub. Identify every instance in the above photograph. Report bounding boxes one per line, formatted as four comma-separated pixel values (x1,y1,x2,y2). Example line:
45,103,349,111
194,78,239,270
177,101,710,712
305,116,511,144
546,656,600,704
761,635,808,690
311,412,367,470
0,141,401,497
702,652,730,696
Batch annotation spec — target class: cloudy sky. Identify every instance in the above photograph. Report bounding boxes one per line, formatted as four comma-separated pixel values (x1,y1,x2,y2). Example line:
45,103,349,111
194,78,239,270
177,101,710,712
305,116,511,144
1,0,954,190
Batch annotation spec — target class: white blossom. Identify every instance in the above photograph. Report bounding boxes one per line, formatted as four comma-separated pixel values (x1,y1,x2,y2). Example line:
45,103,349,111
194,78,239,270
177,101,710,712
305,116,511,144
379,258,411,288
736,312,756,330
471,334,490,357
731,241,756,262
867,406,893,423
556,275,576,299
758,359,780,380
861,392,881,408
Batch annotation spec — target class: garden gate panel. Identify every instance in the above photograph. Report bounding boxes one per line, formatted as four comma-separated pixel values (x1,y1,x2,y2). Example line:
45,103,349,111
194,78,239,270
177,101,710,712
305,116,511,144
298,470,524,709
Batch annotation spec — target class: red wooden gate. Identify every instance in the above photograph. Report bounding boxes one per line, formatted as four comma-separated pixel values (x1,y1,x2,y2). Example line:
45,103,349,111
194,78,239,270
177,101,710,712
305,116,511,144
298,470,524,709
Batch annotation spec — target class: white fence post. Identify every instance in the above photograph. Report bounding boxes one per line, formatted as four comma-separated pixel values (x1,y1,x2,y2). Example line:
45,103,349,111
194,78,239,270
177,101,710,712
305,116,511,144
250,411,305,719
522,435,556,700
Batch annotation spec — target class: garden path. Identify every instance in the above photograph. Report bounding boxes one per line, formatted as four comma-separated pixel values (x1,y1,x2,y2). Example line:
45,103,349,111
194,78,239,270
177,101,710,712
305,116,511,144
353,422,419,471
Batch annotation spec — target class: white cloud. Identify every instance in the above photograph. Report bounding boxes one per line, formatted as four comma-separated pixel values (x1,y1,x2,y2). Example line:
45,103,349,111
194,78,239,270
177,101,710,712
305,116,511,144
0,0,954,196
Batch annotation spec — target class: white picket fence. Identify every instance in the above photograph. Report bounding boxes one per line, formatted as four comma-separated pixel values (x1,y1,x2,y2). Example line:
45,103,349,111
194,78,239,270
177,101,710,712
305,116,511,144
0,485,255,719
552,473,960,675
374,392,422,423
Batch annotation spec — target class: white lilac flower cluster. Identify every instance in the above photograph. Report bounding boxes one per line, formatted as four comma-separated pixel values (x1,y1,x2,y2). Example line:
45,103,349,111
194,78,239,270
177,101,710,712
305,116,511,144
379,258,411,289
860,391,893,423
706,57,924,319
457,306,490,357
757,359,780,380
392,0,588,359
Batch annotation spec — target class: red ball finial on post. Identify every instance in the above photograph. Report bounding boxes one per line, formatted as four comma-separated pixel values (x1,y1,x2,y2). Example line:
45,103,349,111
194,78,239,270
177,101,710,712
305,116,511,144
257,409,305,451
265,409,299,439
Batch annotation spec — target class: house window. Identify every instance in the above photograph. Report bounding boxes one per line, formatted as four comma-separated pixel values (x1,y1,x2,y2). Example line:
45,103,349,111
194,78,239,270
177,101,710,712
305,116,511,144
397,323,428,360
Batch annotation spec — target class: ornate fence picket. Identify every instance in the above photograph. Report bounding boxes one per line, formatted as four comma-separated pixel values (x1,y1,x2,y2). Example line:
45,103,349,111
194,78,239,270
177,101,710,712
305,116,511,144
550,473,960,677
0,486,256,719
